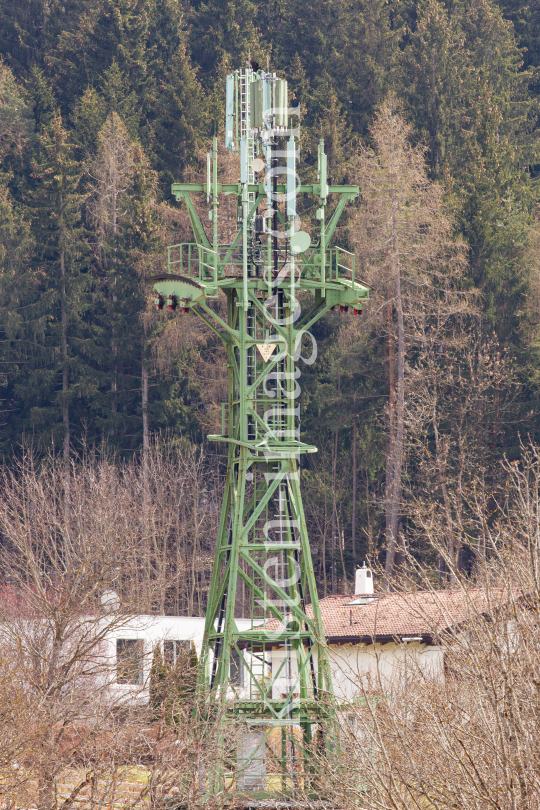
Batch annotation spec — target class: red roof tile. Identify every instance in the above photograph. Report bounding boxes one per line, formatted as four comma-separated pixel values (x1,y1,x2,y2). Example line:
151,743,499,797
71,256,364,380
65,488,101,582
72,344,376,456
264,588,507,643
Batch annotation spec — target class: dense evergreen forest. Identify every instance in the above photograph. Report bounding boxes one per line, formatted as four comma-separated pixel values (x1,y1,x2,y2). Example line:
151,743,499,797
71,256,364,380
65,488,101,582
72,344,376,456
1,0,540,600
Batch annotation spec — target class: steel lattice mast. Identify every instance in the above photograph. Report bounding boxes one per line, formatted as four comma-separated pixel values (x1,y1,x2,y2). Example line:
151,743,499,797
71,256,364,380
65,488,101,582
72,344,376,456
150,64,369,794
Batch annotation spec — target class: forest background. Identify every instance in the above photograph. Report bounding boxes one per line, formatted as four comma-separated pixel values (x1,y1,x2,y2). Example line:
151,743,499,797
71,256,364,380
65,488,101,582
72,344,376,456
0,0,539,611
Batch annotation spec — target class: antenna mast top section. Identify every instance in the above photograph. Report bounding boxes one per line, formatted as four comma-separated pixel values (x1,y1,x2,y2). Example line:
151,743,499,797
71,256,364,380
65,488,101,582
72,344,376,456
226,68,289,153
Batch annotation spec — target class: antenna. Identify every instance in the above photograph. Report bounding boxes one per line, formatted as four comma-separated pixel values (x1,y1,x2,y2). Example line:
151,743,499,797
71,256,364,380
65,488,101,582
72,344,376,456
150,65,369,801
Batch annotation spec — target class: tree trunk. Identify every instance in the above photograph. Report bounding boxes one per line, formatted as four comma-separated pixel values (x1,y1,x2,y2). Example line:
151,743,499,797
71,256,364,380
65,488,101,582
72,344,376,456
61,246,69,465
142,342,149,505
394,520,405,573
384,297,397,583
331,369,341,594
60,226,70,535
365,458,373,558
111,119,118,430
331,425,338,595
352,415,357,560
434,418,455,584
385,172,405,586
142,364,149,453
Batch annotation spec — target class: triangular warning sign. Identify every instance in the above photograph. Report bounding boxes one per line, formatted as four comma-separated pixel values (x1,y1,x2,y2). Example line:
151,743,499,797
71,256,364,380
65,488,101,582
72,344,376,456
256,343,276,362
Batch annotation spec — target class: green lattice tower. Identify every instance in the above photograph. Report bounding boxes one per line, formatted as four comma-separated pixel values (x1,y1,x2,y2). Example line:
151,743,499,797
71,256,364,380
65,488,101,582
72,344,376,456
150,66,369,795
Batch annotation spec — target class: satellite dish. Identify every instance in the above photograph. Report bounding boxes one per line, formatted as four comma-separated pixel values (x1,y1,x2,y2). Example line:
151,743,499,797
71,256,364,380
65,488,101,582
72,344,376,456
290,231,311,254
252,158,266,173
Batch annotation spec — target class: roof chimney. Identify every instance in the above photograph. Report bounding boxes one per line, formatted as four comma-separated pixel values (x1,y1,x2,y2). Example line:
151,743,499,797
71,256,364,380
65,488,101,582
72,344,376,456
355,562,374,595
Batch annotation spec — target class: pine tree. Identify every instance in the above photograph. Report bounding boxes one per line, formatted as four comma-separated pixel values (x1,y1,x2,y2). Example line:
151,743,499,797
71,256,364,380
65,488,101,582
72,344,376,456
451,0,536,344
26,111,91,459
499,0,540,93
27,66,57,132
49,0,205,186
335,0,400,136
0,181,37,456
189,0,260,89
0,0,55,74
174,641,198,707
88,111,161,450
149,644,168,722
149,641,199,725
145,42,206,191
47,0,150,112
400,0,538,346
399,0,463,176
0,60,33,166
71,86,108,160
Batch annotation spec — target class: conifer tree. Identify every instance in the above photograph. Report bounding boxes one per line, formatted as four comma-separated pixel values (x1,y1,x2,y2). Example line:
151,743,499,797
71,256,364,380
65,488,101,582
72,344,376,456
26,66,57,132
149,644,168,722
335,0,400,135
499,0,540,91
27,111,90,459
189,0,260,88
174,641,198,708
0,0,54,74
89,111,137,441
399,0,462,176
149,641,199,725
147,42,206,190
48,0,150,112
88,111,160,449
400,0,538,346
0,61,33,166
70,86,108,160
0,182,36,456
49,0,205,185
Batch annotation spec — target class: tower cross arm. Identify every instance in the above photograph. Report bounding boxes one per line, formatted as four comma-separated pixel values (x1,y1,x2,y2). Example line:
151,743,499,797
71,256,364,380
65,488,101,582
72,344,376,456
171,182,359,197
323,191,358,244
174,190,211,249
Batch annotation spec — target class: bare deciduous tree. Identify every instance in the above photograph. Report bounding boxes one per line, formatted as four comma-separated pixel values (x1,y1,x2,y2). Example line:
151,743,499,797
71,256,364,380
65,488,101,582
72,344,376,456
348,95,468,584
0,441,226,810
307,445,540,810
404,330,519,580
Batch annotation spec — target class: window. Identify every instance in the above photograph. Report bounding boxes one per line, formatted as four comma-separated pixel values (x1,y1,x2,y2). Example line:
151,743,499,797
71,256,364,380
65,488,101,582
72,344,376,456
230,648,244,686
116,639,144,685
163,640,190,667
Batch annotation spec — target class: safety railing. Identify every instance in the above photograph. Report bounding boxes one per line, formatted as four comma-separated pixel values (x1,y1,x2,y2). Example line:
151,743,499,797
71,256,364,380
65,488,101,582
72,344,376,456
333,246,355,284
298,246,355,284
167,243,199,278
167,243,219,292
167,243,356,286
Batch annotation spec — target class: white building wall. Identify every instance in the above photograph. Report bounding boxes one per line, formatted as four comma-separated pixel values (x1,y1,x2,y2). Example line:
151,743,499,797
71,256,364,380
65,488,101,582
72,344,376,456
102,615,260,705
270,641,444,702
103,615,445,707
327,642,444,700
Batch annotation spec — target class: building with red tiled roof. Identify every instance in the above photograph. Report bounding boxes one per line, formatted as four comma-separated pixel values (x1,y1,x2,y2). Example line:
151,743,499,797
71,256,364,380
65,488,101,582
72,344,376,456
294,586,497,645
265,566,502,701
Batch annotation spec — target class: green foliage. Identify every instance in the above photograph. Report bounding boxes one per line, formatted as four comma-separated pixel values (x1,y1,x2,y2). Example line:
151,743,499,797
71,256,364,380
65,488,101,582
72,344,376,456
149,641,199,724
0,0,538,582
20,111,94,453
189,0,260,88
176,641,199,705
0,61,33,164
400,0,539,345
149,645,168,721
